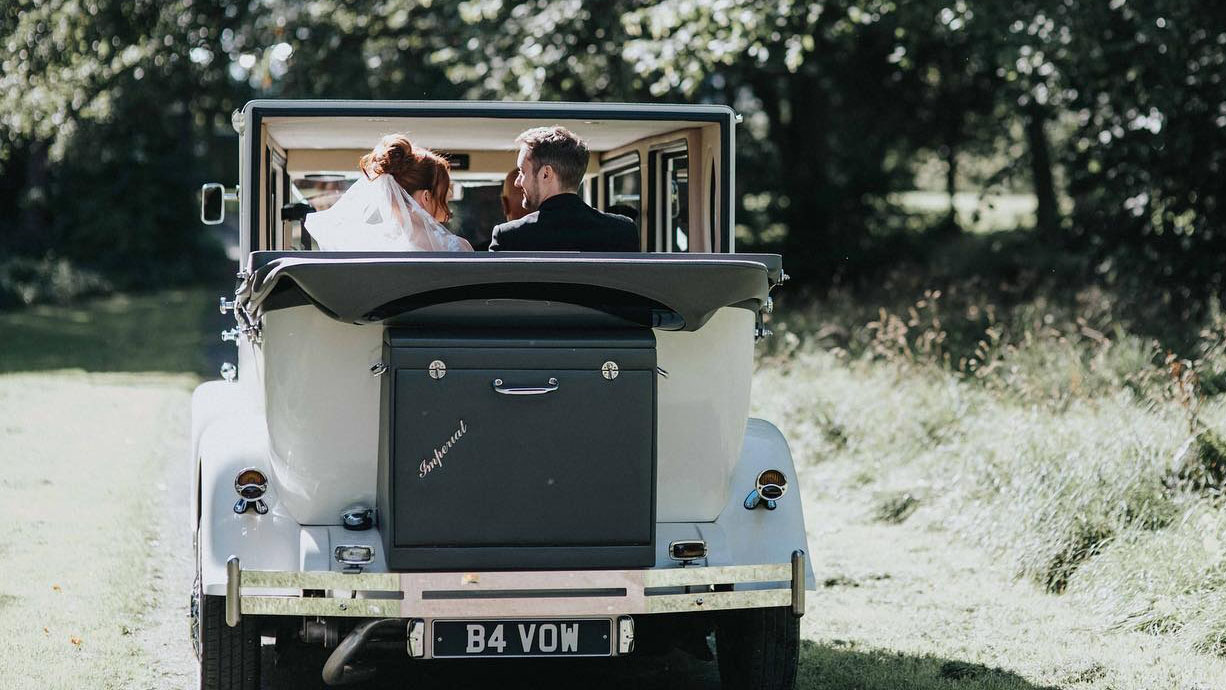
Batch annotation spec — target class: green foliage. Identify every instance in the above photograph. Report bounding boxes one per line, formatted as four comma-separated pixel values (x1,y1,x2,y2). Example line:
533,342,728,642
2,0,1225,303
0,0,247,293
1059,2,1226,306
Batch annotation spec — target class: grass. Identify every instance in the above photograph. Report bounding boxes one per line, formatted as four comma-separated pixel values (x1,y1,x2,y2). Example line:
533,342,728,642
0,288,226,377
0,290,214,688
0,372,196,689
797,642,1054,689
756,233,1226,658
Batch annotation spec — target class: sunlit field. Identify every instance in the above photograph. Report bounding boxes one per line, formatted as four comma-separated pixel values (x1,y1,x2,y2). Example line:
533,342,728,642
894,191,1038,234
758,265,1226,658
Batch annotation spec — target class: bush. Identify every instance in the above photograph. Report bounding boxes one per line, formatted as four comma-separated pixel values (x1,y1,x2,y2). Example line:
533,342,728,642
0,256,113,309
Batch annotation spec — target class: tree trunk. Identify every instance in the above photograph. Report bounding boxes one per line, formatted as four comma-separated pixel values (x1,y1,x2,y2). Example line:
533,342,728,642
945,139,960,232
1026,104,1060,240
18,139,51,256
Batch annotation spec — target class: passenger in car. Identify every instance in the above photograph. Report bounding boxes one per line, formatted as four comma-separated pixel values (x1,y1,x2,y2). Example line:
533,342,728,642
500,169,530,223
489,127,640,252
305,134,473,252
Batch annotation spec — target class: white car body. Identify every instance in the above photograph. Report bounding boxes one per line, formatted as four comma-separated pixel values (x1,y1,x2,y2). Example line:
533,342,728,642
192,100,812,688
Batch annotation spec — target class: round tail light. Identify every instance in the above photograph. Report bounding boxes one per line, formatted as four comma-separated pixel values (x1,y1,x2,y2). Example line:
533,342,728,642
234,468,267,500
756,469,788,500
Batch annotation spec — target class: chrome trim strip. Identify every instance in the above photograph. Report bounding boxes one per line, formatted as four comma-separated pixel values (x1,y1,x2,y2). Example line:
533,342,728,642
422,588,627,600
242,570,400,591
405,593,637,619
237,590,790,618
641,563,791,587
241,596,400,618
644,589,791,614
230,562,795,618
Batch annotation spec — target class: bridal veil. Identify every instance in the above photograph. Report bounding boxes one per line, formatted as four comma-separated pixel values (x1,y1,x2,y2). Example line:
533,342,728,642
305,173,473,252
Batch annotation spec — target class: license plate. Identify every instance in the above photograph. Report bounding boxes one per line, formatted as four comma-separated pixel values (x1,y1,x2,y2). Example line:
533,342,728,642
432,619,612,658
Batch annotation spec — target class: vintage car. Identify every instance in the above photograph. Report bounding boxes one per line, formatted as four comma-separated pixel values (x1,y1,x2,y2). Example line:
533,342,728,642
193,99,812,689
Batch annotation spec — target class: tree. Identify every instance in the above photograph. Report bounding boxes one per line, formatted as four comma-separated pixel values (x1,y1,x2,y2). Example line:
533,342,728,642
1058,1,1226,304
616,1,944,280
0,0,248,286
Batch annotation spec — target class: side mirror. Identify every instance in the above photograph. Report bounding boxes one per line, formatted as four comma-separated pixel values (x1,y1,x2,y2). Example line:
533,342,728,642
201,183,237,225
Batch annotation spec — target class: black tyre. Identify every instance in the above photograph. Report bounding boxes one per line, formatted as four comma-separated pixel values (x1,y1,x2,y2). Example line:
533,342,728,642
715,606,799,690
198,594,262,690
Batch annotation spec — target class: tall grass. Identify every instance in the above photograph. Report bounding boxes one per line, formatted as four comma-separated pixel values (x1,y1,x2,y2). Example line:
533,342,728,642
756,249,1226,655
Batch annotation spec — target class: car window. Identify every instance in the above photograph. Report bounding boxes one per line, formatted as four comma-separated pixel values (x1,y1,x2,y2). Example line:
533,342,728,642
661,149,689,253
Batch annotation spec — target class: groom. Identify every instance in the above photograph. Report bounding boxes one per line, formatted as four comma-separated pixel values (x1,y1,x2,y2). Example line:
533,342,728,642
489,126,639,252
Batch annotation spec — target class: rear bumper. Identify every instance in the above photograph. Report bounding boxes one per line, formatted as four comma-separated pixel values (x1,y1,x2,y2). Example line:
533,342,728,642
226,551,806,623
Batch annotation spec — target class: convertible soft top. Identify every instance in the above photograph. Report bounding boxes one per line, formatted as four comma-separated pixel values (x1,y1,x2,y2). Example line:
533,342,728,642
237,251,783,331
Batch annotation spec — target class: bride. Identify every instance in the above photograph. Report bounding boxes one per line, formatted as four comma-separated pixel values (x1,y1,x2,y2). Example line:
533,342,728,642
305,134,474,252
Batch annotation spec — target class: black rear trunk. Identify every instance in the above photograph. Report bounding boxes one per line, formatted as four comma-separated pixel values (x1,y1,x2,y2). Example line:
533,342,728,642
377,327,657,571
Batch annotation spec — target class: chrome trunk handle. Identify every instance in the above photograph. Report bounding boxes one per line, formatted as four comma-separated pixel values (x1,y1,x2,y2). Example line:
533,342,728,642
492,377,559,395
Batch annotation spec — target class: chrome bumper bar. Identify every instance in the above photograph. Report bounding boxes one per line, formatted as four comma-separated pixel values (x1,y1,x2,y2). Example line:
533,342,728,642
225,551,806,625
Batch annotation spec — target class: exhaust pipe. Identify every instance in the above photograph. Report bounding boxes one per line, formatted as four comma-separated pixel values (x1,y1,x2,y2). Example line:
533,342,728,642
321,618,405,686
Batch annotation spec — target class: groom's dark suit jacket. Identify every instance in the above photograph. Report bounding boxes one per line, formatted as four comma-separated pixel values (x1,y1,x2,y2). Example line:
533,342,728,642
488,193,640,252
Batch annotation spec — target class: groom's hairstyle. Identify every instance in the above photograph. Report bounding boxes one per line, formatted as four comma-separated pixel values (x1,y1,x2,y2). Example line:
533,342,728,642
515,126,589,191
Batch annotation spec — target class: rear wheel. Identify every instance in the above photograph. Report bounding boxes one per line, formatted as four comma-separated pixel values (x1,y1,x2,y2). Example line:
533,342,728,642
715,606,799,690
198,594,261,690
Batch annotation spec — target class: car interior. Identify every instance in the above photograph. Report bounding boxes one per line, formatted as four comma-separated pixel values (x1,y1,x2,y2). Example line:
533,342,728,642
253,115,730,254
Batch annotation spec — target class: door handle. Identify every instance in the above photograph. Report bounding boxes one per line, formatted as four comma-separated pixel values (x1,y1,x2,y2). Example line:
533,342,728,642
492,377,559,395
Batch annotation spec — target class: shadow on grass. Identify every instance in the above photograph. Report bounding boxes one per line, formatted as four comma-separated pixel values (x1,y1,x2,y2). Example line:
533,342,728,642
798,640,1057,690
264,639,1054,690
0,288,231,378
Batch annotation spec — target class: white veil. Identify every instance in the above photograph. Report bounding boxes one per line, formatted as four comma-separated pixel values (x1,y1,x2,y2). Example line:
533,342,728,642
305,173,473,252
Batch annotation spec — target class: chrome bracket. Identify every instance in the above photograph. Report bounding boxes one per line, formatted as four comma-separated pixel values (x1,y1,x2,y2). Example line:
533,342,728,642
223,294,263,345
616,616,635,655
407,619,426,658
233,497,268,515
743,489,777,511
